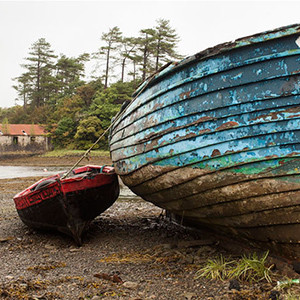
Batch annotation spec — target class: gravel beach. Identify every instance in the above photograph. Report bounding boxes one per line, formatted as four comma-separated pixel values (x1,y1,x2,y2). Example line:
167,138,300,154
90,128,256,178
0,155,299,299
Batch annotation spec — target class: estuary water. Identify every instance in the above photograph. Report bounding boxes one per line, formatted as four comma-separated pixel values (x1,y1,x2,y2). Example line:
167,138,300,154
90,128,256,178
0,166,66,179
0,165,137,198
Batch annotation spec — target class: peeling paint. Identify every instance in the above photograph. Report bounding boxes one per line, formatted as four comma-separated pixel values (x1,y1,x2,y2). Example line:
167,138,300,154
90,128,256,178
110,24,300,259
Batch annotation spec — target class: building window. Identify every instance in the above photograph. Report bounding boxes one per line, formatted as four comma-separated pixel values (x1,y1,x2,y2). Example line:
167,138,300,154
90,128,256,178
13,137,18,144
30,136,36,143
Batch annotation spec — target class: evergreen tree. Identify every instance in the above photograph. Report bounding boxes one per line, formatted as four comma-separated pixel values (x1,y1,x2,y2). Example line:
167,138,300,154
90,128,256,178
74,116,103,149
12,72,31,109
7,23,183,150
22,38,57,107
55,53,89,96
137,28,156,80
118,37,137,82
53,116,77,148
153,19,182,70
95,27,122,89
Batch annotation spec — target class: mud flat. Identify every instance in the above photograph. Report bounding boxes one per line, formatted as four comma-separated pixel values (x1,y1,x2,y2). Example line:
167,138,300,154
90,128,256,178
0,156,299,299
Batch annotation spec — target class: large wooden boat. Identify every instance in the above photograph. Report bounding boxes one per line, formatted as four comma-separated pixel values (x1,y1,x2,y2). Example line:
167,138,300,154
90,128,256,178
109,24,300,259
13,165,119,245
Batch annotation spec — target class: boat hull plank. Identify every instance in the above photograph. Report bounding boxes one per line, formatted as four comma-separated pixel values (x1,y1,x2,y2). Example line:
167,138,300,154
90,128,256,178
14,166,119,244
109,24,300,259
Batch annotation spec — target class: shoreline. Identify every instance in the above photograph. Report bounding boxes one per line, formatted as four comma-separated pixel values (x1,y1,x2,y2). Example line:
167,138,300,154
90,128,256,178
0,155,299,299
0,154,112,167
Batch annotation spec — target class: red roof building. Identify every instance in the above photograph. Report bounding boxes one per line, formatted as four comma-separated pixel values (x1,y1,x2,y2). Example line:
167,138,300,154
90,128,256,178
0,124,51,153
0,124,47,136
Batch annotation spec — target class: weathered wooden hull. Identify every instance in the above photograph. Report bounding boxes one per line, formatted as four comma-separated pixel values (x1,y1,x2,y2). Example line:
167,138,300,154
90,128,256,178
13,165,119,245
109,24,300,259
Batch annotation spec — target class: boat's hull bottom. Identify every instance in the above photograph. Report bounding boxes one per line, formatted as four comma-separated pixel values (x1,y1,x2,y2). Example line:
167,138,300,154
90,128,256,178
168,211,300,260
17,179,120,245
119,162,300,259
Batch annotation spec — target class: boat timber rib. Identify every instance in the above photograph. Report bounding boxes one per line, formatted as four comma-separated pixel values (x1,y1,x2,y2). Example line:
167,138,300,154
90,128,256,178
114,138,300,177
128,153,300,189
110,102,300,154
172,189,300,218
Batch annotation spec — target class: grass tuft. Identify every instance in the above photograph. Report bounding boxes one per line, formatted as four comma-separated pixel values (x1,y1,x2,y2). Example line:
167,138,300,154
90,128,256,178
229,251,272,283
195,251,273,283
285,291,300,300
195,254,234,281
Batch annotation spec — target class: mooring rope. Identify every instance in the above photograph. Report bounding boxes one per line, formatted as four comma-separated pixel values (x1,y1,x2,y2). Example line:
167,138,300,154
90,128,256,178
60,66,166,179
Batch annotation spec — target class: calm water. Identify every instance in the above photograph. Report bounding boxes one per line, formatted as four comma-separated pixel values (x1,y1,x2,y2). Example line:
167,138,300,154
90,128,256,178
0,165,137,198
0,166,66,179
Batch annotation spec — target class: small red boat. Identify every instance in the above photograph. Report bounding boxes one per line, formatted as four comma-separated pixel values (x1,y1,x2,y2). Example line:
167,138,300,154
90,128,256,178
13,165,119,245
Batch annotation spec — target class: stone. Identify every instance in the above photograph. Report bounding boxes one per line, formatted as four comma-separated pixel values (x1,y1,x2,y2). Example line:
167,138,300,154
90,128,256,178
269,290,280,300
229,279,241,291
0,236,12,242
44,244,55,250
123,281,139,289
69,247,80,252
182,292,196,300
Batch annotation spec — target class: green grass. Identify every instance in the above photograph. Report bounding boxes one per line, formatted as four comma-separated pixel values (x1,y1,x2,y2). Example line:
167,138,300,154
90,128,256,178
277,279,300,300
195,251,273,283
195,255,235,281
229,251,272,283
42,149,110,157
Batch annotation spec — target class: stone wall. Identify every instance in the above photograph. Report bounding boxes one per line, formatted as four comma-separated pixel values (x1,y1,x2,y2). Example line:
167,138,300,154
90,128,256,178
0,135,52,153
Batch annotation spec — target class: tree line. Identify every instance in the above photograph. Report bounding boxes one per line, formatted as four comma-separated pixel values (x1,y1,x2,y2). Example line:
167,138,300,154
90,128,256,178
0,19,182,150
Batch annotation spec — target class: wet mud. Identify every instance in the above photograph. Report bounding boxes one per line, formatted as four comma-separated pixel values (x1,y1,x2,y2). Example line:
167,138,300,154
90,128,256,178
0,156,299,299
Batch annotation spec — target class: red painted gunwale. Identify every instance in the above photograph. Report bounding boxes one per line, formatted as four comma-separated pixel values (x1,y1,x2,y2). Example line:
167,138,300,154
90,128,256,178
13,165,115,210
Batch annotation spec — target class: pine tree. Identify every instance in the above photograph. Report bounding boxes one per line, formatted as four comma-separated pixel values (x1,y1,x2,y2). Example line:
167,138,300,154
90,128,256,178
154,19,182,71
22,38,57,107
119,37,137,82
138,28,156,80
55,53,89,96
96,27,122,89
12,72,32,109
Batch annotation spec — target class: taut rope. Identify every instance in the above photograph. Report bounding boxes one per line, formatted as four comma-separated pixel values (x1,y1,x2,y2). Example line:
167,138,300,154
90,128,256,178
60,67,165,179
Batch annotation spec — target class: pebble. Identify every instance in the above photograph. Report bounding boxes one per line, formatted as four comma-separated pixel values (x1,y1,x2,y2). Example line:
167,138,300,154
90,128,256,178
229,279,241,291
91,296,101,300
182,292,196,300
123,281,139,289
0,236,12,242
69,247,80,252
269,290,280,300
44,244,55,250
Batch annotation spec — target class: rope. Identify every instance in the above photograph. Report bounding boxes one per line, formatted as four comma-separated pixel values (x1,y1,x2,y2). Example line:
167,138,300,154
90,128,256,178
61,111,123,179
61,70,161,180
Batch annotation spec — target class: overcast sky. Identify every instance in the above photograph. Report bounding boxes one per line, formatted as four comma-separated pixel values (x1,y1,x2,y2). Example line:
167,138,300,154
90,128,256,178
1,0,300,108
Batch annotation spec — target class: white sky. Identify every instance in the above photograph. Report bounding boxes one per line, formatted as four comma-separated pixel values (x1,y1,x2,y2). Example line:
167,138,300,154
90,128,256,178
1,0,300,108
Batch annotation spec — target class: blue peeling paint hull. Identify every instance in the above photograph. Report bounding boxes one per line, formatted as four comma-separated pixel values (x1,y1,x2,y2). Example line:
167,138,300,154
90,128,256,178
110,24,300,259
